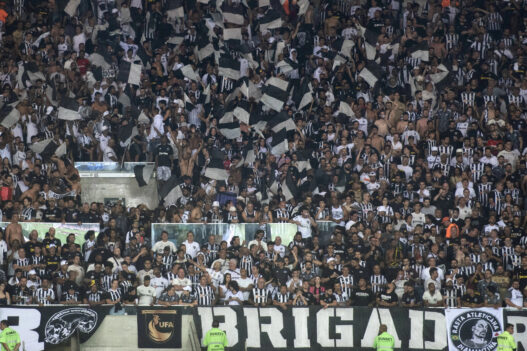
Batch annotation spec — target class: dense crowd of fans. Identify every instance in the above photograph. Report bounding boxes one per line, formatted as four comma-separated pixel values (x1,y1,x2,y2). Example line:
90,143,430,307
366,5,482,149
0,0,526,309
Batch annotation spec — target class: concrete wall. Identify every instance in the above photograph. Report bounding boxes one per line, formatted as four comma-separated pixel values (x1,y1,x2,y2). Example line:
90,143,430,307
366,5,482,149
80,177,159,209
81,315,199,351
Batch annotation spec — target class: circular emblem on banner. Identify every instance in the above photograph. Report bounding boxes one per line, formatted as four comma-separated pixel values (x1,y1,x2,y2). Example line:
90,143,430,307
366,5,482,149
450,311,501,351
45,308,98,344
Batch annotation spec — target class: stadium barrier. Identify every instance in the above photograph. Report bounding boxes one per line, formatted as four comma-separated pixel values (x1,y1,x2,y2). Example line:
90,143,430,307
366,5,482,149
2,306,527,351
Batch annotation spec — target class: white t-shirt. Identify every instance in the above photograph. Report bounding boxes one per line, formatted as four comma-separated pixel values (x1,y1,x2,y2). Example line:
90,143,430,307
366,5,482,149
152,240,177,255
236,277,253,301
422,290,443,305
183,240,201,258
293,215,312,239
150,276,169,298
225,290,244,305
274,244,286,258
137,285,156,305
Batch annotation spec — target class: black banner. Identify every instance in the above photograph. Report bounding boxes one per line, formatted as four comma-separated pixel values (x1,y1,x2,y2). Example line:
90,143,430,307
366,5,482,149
192,306,449,351
0,306,111,350
137,307,183,348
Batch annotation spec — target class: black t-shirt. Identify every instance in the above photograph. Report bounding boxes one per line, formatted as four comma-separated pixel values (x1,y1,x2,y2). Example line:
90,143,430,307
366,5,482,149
44,207,62,222
351,287,374,306
45,255,60,273
377,290,398,304
43,238,62,251
320,293,336,305
462,293,484,305
24,241,43,256
273,267,291,285
401,291,420,305
156,144,173,167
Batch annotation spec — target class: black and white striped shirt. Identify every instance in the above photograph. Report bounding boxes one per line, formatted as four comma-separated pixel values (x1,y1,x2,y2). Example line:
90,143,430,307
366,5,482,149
274,291,290,303
86,290,104,303
62,291,80,302
101,273,117,292
15,257,30,277
471,162,485,183
239,255,253,273
370,274,387,294
196,284,215,305
478,183,493,207
34,287,55,305
106,288,122,302
250,287,270,305
442,288,460,308
338,275,354,296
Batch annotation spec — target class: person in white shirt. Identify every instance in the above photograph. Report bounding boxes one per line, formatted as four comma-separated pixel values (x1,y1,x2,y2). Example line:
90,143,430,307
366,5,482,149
102,138,117,162
290,208,317,239
148,108,164,141
273,236,286,258
225,281,244,305
235,268,254,301
505,280,523,309
150,267,169,298
247,230,268,253
422,282,443,307
152,231,177,255
171,267,192,296
137,276,156,306
183,231,200,259
226,259,241,280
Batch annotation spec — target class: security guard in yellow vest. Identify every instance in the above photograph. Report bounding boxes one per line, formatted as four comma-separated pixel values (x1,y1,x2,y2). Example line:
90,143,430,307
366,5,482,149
373,324,395,351
497,323,516,350
203,319,228,351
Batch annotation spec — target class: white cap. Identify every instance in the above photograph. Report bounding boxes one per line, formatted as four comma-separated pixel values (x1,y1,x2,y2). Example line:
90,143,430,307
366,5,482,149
229,206,236,212
431,146,438,152
212,201,220,208
28,269,37,275
60,260,68,266
46,106,54,115
327,257,336,263
103,111,110,117
183,286,192,291
112,8,119,13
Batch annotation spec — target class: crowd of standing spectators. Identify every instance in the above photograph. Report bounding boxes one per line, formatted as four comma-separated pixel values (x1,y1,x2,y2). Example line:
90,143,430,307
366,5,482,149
0,0,526,309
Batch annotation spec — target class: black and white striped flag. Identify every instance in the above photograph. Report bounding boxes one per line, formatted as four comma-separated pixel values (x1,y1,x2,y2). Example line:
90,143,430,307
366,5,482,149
0,104,20,128
166,0,184,18
196,37,215,62
58,97,81,121
359,61,384,87
269,111,296,133
223,28,243,46
117,62,142,86
221,3,245,25
133,164,155,187
261,77,289,112
204,151,229,180
270,128,289,156
219,55,241,81
184,93,195,111
219,111,241,139
30,139,67,159
159,176,183,207
360,26,378,60
409,41,429,62
259,10,283,32
118,122,138,148
233,100,251,125
292,78,313,110
338,101,354,118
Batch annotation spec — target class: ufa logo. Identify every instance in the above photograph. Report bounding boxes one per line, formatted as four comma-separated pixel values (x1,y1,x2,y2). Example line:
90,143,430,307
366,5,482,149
143,311,177,344
450,311,501,351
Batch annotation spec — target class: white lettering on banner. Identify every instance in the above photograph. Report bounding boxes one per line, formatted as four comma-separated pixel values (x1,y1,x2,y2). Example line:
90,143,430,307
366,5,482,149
316,308,334,347
335,308,354,347
292,308,310,347
408,309,424,349
425,311,447,350
360,309,401,348
259,308,287,348
244,308,261,347
0,308,43,351
198,307,240,347
505,316,527,350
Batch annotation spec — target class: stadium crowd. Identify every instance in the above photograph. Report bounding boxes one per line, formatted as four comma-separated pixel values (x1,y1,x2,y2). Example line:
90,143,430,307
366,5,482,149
0,0,526,309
